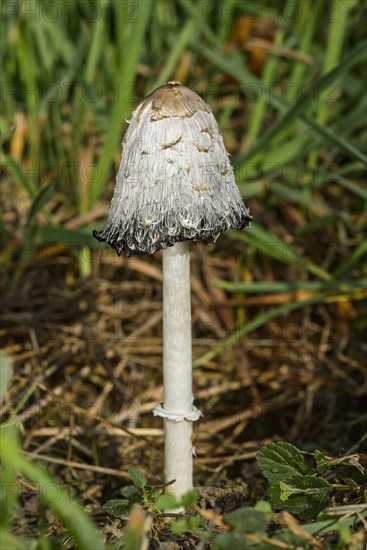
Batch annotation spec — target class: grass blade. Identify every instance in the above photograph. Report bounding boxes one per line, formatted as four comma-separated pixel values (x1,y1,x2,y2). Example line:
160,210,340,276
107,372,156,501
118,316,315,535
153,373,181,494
194,292,341,367
214,279,366,294
0,353,12,403
229,225,336,283
193,39,367,165
247,0,298,147
0,426,104,550
243,40,367,161
305,117,367,165
1,153,36,197
332,240,367,279
333,175,367,200
26,182,54,226
38,226,103,248
91,1,153,206
150,19,197,89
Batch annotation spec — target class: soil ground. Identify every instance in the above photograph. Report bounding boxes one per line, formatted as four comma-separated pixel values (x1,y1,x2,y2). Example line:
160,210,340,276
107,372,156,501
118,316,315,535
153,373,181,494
1,194,366,544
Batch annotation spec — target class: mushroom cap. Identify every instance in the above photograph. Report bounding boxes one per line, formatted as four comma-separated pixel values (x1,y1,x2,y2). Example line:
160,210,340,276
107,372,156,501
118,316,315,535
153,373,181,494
94,81,252,256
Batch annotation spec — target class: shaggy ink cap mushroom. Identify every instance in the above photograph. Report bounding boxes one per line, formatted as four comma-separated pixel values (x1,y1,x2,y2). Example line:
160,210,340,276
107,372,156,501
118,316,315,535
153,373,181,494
93,81,252,256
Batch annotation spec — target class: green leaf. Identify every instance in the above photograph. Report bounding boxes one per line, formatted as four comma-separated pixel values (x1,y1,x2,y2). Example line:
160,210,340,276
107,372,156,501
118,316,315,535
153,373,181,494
181,489,200,508
224,507,268,535
313,450,367,484
128,467,147,489
257,442,312,483
155,493,179,511
254,500,273,519
325,457,366,485
103,498,131,520
120,485,142,500
26,182,54,225
170,519,188,535
337,522,351,547
212,533,251,550
268,475,331,519
314,450,328,463
0,353,12,400
170,515,203,535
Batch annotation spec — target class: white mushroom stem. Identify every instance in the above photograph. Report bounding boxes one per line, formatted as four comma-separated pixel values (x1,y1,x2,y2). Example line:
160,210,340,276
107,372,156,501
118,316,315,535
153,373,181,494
163,242,192,414
160,241,197,496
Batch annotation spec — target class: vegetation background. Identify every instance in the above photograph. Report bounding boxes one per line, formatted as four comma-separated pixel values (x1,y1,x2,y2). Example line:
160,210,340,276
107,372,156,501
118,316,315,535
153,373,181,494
1,0,366,548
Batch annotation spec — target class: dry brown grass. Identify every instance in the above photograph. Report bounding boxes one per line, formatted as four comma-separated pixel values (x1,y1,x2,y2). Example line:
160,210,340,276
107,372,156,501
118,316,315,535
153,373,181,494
1,207,366,539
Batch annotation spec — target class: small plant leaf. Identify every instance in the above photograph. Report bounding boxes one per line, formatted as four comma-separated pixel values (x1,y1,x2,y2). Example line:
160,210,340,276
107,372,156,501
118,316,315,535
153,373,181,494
315,453,367,485
212,533,252,550
337,522,351,548
257,442,312,483
330,460,367,485
103,498,131,519
224,507,268,535
155,493,179,511
171,515,203,535
120,485,142,500
254,500,273,519
314,449,328,463
128,467,147,489
268,475,331,519
181,489,200,508
314,450,330,474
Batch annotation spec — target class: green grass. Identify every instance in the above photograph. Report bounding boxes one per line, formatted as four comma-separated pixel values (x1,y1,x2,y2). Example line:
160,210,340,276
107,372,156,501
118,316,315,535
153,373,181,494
1,0,365,351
